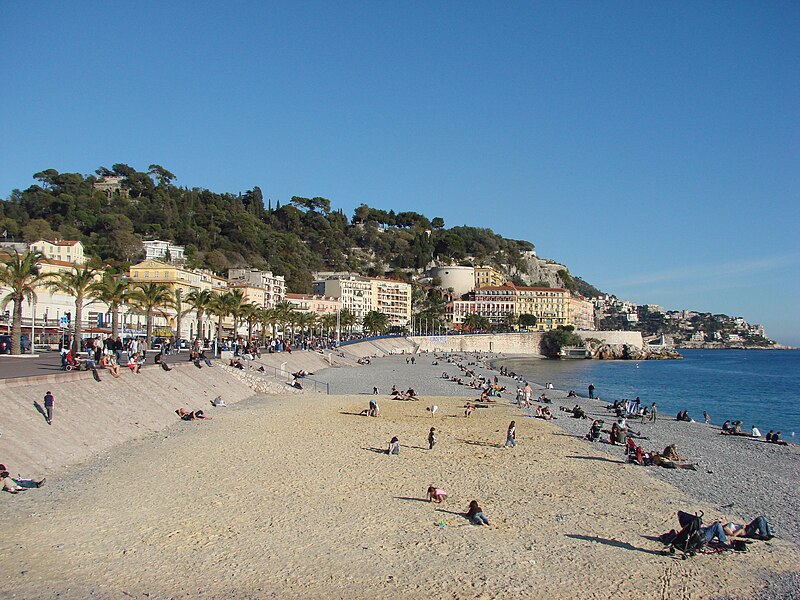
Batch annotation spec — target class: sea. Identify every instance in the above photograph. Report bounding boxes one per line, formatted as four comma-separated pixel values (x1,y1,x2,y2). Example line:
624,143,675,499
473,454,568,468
499,349,800,440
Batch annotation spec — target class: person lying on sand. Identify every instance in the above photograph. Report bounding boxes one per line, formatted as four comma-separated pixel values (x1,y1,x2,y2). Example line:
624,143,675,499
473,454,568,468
427,486,447,503
535,406,553,421
0,466,45,493
723,516,774,541
175,408,212,421
466,500,490,525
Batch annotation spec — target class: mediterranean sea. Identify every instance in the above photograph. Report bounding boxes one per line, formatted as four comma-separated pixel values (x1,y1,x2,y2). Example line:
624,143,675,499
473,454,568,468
499,348,800,440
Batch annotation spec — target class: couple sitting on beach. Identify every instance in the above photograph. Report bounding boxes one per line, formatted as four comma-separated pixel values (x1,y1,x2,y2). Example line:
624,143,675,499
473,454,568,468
391,386,418,400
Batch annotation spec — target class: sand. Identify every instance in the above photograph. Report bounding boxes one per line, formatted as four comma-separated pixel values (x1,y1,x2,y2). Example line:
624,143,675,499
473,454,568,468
2,358,800,598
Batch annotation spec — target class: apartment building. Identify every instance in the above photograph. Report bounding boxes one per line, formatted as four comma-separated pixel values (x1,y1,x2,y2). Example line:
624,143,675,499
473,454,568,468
568,295,596,330
228,269,286,307
369,277,412,326
313,275,373,323
285,293,342,315
474,265,505,289
474,286,517,325
515,286,569,330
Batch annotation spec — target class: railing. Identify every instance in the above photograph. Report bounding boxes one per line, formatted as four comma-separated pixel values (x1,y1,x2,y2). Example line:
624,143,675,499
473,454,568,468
249,362,330,394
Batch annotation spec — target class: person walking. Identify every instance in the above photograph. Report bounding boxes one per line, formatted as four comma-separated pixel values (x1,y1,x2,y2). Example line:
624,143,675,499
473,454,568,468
428,427,437,450
504,421,516,448
43,391,54,425
588,384,595,399
649,402,657,422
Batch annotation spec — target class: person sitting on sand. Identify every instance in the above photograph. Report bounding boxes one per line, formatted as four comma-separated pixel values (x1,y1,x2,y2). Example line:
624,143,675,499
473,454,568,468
663,444,685,462
767,431,788,445
535,405,553,421
466,500,490,525
567,390,577,398
175,408,212,421
387,436,400,455
287,377,303,390
99,354,121,378
676,410,692,422
723,516,774,541
427,486,447,503
464,403,474,418
721,420,733,434
751,425,762,438
571,405,586,419
127,353,143,374
154,353,172,371
584,419,604,442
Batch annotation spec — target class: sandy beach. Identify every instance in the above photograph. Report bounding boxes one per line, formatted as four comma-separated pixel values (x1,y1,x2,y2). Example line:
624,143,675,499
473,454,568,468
1,352,799,598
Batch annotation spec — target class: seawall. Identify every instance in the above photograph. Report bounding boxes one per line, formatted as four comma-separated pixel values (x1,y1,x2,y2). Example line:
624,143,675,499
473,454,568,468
409,330,643,354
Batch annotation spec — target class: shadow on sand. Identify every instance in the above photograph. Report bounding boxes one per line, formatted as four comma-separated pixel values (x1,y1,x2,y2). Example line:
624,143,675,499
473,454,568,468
565,534,663,556
566,455,626,464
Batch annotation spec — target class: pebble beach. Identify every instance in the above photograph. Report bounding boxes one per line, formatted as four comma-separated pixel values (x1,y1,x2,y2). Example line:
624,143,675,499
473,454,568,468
0,351,798,599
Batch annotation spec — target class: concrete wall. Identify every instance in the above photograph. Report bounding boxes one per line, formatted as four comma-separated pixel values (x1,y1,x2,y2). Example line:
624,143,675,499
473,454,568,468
410,330,643,354
576,330,643,347
411,333,545,354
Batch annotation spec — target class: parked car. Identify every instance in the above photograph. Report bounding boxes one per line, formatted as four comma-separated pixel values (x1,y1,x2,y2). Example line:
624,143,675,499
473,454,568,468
0,335,11,354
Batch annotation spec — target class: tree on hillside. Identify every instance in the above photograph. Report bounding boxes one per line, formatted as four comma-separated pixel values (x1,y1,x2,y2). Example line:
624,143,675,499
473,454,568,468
0,250,52,354
47,265,97,353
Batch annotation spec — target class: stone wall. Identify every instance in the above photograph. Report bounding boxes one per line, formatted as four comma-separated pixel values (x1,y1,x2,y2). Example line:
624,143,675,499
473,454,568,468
575,330,644,347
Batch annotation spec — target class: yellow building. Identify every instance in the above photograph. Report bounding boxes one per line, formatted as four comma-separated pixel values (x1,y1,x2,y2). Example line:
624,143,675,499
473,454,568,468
128,260,227,294
474,265,505,289
515,287,570,331
29,239,86,264
369,277,412,327
227,281,266,306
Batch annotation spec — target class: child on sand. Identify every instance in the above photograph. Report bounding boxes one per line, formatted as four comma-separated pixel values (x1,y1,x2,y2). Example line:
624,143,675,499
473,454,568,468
504,421,516,448
466,500,490,525
464,403,474,417
428,427,437,450
388,436,400,455
427,486,447,503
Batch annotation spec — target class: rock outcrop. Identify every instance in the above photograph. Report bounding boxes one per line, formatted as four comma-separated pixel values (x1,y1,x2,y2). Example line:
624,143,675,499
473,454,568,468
589,343,682,360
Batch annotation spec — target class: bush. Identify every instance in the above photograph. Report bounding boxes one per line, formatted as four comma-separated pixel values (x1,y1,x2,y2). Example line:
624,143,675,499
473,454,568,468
540,328,584,358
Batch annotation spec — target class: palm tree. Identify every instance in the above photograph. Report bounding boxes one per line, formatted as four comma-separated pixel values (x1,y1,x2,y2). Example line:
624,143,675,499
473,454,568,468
362,310,390,336
208,292,232,347
0,250,51,354
320,313,337,337
88,273,129,340
258,306,280,344
463,313,489,333
47,264,97,353
127,283,172,348
272,301,296,341
240,302,262,341
185,289,213,341
339,308,357,336
225,289,248,338
168,288,193,347
295,311,318,340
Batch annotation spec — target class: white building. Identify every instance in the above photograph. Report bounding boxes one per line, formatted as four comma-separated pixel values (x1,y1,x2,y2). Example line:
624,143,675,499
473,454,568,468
313,275,373,322
142,240,185,263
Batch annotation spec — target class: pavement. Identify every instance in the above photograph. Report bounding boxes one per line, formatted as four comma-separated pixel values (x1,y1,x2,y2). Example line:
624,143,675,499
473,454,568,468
0,351,185,380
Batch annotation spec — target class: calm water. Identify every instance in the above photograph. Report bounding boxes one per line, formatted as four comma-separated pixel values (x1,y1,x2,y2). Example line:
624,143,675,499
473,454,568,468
500,349,800,439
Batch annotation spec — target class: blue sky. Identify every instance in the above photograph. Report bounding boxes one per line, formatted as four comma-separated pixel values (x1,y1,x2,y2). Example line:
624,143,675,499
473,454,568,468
2,2,799,343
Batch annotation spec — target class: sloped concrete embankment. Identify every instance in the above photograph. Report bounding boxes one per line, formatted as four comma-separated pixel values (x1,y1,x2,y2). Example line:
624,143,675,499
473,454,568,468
0,362,256,476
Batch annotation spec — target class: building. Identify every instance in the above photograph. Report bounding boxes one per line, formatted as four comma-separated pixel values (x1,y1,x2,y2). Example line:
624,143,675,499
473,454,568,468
474,265,505,289
369,277,412,326
92,175,127,199
450,298,478,328
313,275,373,322
227,281,266,307
475,286,517,326
29,240,86,264
285,293,341,315
568,295,596,330
515,286,570,330
228,269,286,307
142,239,186,263
427,265,475,297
